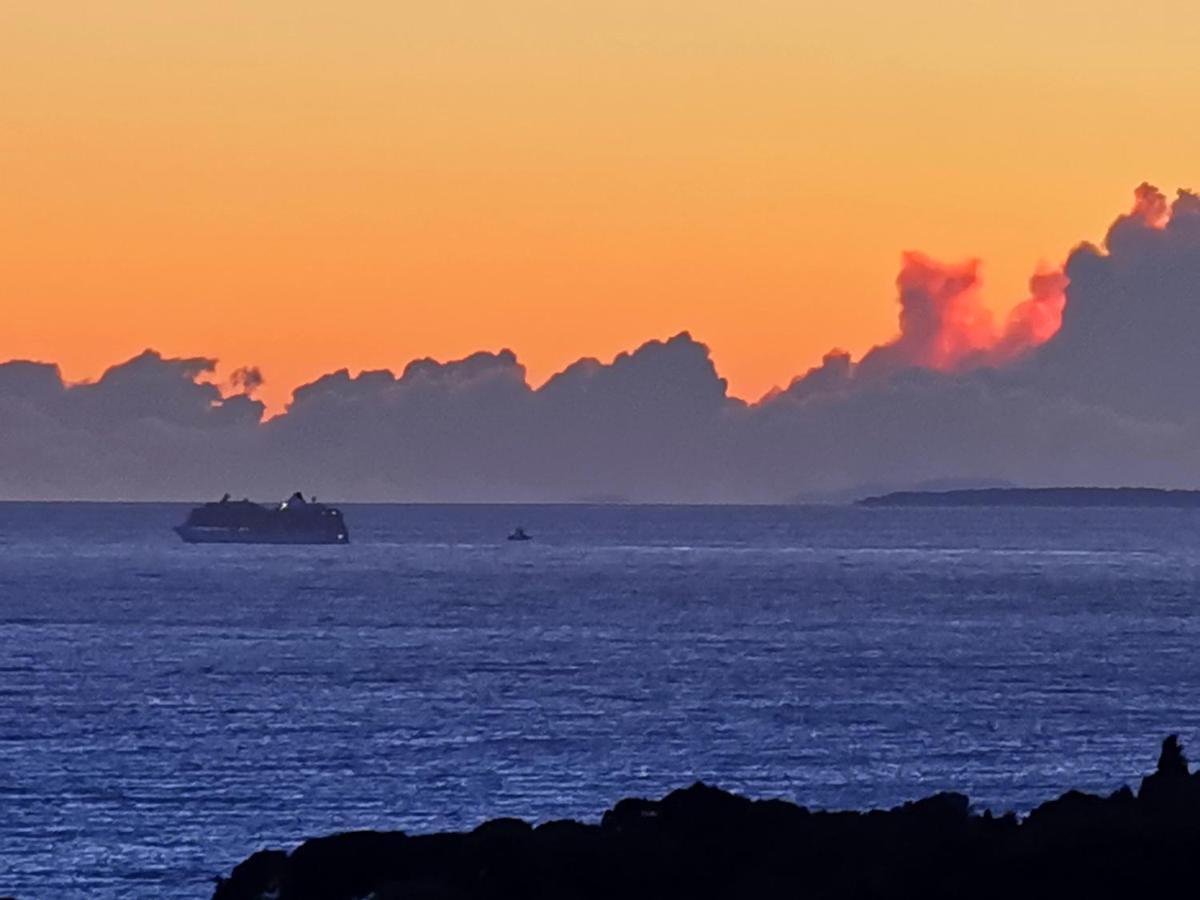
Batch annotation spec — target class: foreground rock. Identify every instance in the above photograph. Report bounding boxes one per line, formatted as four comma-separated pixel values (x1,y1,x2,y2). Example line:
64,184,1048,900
214,736,1200,899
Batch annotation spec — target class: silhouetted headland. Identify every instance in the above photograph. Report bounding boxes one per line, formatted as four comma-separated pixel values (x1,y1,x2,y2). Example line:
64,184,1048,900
859,487,1200,508
214,736,1200,899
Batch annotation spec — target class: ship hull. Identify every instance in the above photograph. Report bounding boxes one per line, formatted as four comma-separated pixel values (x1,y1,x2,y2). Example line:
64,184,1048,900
174,526,349,545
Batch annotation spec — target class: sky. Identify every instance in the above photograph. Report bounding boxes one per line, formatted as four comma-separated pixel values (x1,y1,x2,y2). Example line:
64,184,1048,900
4,2,1200,412
6,182,1200,501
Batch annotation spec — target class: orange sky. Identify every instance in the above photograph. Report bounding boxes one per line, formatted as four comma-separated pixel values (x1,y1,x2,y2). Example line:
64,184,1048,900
2,2,1199,411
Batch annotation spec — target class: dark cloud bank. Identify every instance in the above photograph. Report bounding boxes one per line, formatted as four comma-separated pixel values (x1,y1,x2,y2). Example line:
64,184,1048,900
4,185,1199,502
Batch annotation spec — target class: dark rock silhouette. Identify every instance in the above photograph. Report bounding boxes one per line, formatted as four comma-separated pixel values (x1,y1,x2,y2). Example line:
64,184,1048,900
213,737,1200,899
1138,733,1200,816
1155,733,1188,777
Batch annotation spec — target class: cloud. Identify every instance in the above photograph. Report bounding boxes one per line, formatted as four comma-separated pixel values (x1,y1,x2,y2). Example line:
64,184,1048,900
228,365,265,395
855,253,1066,380
0,352,263,499
752,368,1187,500
264,334,743,502
1,183,1196,501
265,350,535,500
1032,185,1200,423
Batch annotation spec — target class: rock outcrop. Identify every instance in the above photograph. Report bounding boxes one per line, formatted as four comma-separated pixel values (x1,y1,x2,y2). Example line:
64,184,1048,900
214,736,1200,899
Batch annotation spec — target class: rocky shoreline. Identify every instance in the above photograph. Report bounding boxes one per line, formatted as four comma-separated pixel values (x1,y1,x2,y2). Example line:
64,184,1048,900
214,736,1200,899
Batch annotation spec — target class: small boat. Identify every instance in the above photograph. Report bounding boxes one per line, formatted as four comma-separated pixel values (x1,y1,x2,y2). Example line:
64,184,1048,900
507,526,531,542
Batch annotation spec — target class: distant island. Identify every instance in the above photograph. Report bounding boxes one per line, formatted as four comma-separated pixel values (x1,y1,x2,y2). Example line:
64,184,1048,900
858,487,1200,508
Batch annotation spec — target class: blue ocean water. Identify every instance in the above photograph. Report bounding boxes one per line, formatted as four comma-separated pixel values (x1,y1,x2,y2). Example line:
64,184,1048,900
3,503,1200,898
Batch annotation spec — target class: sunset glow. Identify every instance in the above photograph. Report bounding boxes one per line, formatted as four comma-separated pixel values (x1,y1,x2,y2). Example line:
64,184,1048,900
3,2,1199,411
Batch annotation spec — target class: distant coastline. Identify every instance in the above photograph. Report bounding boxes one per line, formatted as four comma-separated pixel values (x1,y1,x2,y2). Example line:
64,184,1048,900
858,487,1200,508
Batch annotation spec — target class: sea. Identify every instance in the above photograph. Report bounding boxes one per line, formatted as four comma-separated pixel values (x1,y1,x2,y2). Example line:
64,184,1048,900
3,502,1200,898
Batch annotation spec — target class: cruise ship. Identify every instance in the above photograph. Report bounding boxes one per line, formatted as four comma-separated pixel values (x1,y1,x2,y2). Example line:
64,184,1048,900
175,492,350,544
